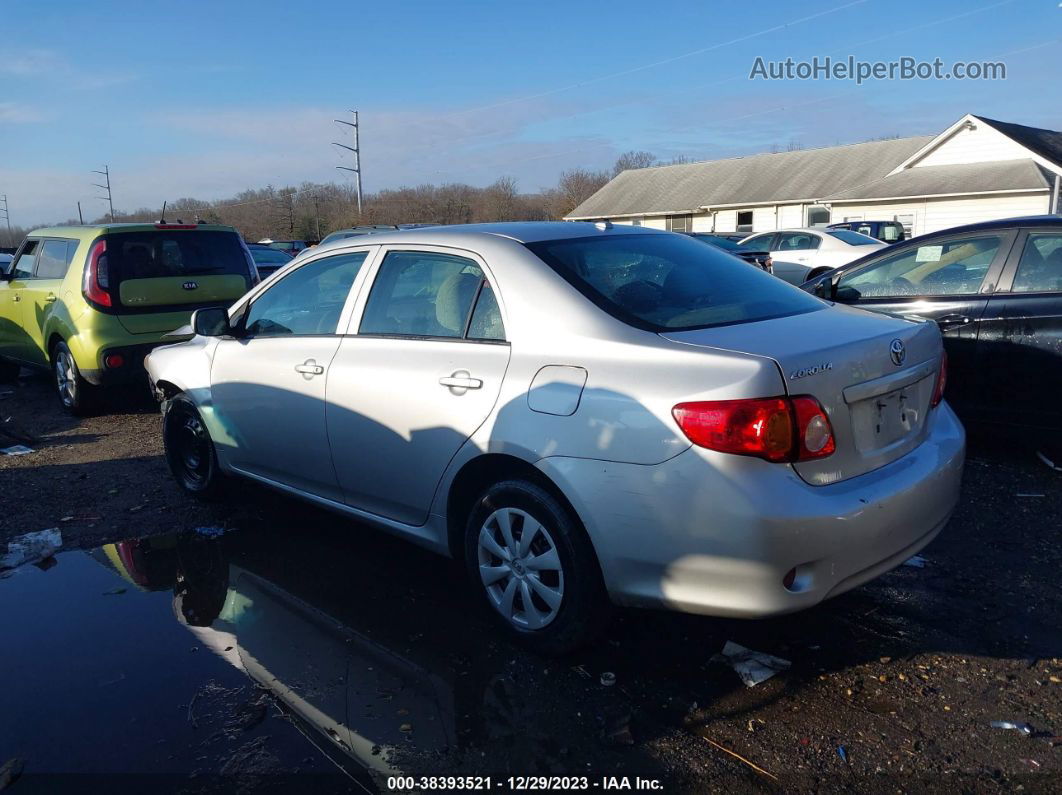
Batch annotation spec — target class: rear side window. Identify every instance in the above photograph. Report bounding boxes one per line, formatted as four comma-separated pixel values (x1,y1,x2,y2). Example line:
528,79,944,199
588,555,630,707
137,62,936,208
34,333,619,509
359,251,497,339
527,233,823,331
1012,233,1062,293
36,239,77,279
106,231,251,285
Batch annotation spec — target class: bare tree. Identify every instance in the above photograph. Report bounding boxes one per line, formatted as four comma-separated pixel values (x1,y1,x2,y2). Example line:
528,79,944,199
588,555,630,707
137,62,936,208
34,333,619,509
612,150,657,176
548,168,611,218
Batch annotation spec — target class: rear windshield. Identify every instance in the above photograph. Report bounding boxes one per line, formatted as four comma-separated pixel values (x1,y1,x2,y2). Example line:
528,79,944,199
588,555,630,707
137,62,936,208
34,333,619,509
526,233,823,331
827,229,880,246
105,231,252,287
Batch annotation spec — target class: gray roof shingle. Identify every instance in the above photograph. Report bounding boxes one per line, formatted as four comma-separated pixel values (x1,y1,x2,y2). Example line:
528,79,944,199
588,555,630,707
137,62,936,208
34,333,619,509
822,159,1053,201
566,135,933,219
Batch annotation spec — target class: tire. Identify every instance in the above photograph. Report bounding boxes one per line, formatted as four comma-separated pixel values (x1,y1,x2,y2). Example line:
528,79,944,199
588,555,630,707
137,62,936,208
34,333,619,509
163,394,226,500
464,479,610,655
0,358,19,384
52,341,97,416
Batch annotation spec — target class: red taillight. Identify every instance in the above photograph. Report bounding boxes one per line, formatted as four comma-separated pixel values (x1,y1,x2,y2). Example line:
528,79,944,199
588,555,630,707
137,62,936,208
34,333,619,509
930,351,948,408
82,239,112,307
672,395,835,463
104,353,124,369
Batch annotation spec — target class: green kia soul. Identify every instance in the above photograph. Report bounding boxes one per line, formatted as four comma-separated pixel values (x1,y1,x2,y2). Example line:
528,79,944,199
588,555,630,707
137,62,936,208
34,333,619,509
0,223,257,414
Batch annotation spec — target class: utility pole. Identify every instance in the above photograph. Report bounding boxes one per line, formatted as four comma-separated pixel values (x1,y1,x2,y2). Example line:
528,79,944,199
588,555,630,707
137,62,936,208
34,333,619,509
92,165,115,222
333,110,362,216
0,195,11,247
312,193,322,241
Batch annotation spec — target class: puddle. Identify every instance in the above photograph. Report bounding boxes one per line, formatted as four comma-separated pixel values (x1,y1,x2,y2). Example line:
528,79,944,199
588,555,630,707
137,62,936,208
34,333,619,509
0,525,643,791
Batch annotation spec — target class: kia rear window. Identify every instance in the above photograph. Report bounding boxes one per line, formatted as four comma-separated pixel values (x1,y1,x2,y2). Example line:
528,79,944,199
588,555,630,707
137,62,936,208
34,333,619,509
527,234,823,331
105,231,252,287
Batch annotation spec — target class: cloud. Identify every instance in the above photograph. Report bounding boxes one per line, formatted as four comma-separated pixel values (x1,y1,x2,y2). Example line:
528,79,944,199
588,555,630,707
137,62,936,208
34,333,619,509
0,102,48,124
0,49,61,76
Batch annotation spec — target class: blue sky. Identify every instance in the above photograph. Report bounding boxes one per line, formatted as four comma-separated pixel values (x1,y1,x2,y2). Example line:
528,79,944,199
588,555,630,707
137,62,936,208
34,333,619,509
0,0,1058,224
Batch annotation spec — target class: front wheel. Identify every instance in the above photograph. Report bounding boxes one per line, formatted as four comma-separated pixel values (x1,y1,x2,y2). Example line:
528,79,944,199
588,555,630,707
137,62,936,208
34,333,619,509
464,479,610,654
163,395,226,500
53,341,96,416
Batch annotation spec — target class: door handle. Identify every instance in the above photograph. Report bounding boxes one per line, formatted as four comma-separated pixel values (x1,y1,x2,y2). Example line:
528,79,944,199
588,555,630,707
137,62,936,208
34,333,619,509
11,294,20,302
44,293,57,304
294,359,325,377
936,314,971,331
439,371,483,390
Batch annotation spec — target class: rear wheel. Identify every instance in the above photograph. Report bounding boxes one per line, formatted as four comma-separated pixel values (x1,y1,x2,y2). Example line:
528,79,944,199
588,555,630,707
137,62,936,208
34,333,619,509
53,341,96,416
0,358,19,384
163,395,225,500
464,479,610,654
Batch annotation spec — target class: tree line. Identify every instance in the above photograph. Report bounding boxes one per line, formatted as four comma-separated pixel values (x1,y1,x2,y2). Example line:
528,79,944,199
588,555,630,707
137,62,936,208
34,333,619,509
4,150,685,246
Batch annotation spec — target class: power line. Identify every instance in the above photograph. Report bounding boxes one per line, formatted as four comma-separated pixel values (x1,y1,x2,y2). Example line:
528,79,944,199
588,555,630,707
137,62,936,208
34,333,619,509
333,110,363,216
91,165,115,222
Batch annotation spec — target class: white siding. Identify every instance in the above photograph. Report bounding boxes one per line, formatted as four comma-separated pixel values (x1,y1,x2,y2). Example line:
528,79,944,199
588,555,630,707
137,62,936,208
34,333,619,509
778,204,803,228
642,216,666,230
752,207,775,232
714,210,738,233
911,123,1030,168
690,212,714,232
920,193,1049,233
832,192,1049,236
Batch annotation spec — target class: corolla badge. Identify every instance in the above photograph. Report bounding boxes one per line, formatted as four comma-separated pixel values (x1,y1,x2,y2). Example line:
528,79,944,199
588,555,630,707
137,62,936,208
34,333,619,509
889,338,906,366
789,362,833,380
182,281,199,290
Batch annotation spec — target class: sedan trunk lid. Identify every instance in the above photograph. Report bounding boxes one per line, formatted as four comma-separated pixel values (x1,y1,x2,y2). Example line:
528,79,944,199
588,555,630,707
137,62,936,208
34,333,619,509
662,303,943,485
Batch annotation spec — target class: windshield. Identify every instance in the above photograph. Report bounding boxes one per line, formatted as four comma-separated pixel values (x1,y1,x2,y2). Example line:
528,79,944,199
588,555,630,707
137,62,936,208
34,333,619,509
827,229,880,246
251,248,293,265
526,233,822,331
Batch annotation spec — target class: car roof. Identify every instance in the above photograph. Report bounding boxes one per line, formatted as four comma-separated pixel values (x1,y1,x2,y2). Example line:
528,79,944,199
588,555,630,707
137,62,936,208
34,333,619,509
911,215,1062,237
27,223,237,239
306,221,666,256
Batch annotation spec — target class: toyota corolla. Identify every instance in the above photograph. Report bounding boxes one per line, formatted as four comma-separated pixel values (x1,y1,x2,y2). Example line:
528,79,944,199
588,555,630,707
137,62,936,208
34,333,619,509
145,222,964,653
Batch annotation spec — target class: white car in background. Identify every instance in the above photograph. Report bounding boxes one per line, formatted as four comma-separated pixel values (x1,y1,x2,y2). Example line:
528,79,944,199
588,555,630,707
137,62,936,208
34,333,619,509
740,228,887,285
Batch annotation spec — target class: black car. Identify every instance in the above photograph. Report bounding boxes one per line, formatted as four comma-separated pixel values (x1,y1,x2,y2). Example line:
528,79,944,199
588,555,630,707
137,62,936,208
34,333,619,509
827,220,906,244
246,243,294,278
684,233,772,272
802,216,1062,436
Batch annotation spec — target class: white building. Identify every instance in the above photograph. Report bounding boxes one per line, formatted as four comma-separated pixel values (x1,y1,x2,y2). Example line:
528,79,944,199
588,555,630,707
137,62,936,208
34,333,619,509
566,114,1062,238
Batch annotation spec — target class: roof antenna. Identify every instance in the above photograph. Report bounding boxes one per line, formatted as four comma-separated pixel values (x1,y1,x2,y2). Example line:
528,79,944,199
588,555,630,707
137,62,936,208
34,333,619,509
160,201,167,224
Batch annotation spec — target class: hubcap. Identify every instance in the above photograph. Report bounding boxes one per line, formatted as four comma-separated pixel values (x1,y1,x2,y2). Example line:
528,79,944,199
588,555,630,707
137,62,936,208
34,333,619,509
55,351,76,406
477,507,564,630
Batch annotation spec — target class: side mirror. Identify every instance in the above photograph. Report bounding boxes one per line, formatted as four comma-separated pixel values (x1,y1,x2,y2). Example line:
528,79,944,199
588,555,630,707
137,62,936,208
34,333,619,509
191,307,231,337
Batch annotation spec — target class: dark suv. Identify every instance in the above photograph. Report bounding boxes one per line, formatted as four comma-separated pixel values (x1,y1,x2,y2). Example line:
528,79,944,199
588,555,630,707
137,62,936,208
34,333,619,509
803,215,1062,436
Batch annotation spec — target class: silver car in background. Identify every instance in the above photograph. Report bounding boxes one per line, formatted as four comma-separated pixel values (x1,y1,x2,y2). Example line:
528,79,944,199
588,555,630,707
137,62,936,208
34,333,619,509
146,222,964,653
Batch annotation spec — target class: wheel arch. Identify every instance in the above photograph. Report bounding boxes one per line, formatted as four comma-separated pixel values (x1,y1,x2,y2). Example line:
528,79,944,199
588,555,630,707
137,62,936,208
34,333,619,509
445,453,586,564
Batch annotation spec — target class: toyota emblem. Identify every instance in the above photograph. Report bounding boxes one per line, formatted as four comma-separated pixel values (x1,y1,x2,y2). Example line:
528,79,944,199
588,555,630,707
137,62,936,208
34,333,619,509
182,281,199,290
889,338,906,366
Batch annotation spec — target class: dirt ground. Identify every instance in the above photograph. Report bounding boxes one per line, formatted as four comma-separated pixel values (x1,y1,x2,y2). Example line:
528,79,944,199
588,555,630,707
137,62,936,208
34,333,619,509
1,371,1061,793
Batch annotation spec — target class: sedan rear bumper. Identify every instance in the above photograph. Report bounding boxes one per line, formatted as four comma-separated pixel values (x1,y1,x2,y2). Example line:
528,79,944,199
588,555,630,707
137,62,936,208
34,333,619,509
537,402,965,617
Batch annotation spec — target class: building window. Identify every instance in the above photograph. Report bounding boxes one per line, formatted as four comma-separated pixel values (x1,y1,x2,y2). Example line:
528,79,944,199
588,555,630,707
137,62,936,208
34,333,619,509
806,206,831,227
630,218,642,226
895,214,915,238
736,211,753,234
666,215,692,233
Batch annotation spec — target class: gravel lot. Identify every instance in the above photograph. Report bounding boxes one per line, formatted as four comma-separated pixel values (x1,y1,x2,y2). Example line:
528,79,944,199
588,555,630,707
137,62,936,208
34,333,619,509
1,372,1060,793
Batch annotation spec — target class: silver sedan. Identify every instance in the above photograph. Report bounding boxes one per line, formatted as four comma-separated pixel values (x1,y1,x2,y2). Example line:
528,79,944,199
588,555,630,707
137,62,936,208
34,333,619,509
146,222,964,653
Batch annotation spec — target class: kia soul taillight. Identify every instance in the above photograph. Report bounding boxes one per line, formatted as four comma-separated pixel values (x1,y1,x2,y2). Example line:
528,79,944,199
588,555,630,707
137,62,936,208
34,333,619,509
82,239,111,307
673,395,835,463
